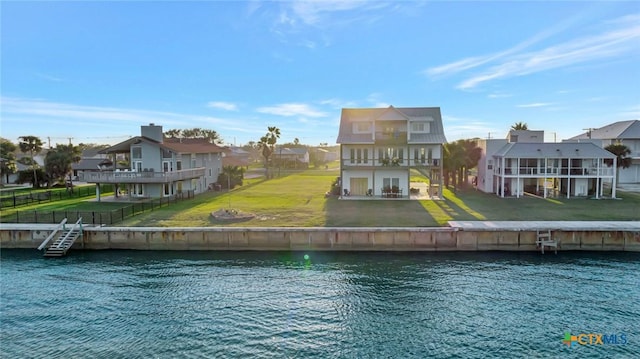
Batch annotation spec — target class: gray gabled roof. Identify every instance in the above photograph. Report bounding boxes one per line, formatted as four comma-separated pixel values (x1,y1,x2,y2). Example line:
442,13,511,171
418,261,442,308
336,106,447,144
493,142,615,159
568,120,640,140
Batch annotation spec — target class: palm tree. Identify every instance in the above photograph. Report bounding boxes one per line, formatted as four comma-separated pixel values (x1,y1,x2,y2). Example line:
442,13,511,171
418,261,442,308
604,143,632,187
443,141,465,190
511,122,529,130
44,143,81,189
458,139,482,187
258,126,281,179
0,138,17,185
164,128,224,144
18,136,43,188
218,165,245,189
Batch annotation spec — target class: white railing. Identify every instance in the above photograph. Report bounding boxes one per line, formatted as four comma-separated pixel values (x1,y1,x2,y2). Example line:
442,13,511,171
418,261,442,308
79,168,206,183
52,218,83,250
37,218,68,251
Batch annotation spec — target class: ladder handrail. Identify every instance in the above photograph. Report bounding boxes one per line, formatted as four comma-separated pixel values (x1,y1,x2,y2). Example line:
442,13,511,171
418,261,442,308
53,217,83,249
38,218,68,251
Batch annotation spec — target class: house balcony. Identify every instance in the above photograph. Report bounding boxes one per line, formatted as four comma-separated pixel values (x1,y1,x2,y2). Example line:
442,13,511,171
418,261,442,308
79,168,206,184
341,158,440,169
374,132,408,145
495,167,614,177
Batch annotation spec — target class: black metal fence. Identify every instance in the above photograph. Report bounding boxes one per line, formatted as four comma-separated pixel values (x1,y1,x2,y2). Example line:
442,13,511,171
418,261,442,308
3,190,195,225
0,185,114,209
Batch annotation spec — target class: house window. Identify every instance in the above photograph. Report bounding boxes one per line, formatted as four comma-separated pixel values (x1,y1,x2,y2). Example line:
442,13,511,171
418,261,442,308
354,122,371,133
162,149,172,159
382,177,400,189
132,147,142,159
363,149,368,164
488,159,493,170
414,148,428,164
134,184,144,196
350,149,355,164
357,149,362,164
411,122,430,133
163,161,172,172
164,183,174,196
379,148,403,164
176,161,182,171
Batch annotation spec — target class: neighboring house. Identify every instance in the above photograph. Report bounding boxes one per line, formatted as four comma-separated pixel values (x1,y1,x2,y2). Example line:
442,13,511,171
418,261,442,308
72,149,114,180
477,130,617,199
312,147,339,163
223,146,251,168
272,147,309,169
79,124,226,200
566,120,640,183
336,106,446,199
10,152,47,184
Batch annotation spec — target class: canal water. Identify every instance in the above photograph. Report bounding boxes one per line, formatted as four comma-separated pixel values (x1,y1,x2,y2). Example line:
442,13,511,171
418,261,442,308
1,250,638,358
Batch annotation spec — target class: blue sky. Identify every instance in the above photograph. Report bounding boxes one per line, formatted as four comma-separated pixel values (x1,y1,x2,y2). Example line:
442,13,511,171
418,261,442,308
1,1,639,147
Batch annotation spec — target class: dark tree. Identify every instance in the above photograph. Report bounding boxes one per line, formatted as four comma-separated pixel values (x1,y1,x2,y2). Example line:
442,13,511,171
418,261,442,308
18,136,43,188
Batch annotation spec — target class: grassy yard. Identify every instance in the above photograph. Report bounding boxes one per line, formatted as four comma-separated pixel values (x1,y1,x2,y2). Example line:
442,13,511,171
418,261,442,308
113,168,640,227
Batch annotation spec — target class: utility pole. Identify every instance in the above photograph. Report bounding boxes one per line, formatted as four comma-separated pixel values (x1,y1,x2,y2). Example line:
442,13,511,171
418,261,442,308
583,128,596,139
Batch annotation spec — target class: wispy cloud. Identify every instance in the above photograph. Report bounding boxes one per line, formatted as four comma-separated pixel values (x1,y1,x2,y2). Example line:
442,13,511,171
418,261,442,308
443,115,498,140
517,103,554,108
1,96,237,128
207,101,238,111
319,98,358,109
427,14,640,90
285,1,389,27
617,104,640,119
34,73,65,82
256,103,328,117
261,1,411,49
487,92,512,99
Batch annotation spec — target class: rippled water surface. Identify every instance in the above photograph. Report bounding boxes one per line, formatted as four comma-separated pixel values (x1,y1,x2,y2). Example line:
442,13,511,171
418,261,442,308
1,250,639,358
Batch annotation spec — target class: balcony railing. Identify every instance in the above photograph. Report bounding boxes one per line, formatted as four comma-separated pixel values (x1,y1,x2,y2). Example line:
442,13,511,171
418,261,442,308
341,158,439,168
79,168,206,184
495,167,614,177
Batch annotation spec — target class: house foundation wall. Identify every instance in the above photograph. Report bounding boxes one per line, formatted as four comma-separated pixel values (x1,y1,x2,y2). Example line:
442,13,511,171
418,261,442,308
2,226,639,252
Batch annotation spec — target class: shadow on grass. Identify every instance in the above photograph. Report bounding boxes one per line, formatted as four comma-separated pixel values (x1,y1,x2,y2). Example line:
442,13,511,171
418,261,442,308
323,196,439,227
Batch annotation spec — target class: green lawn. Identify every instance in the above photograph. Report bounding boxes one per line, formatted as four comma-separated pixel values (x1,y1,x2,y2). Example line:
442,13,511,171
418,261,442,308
113,168,640,227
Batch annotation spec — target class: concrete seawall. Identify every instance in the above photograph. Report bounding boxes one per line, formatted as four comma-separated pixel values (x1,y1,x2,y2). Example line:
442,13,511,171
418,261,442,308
1,222,639,252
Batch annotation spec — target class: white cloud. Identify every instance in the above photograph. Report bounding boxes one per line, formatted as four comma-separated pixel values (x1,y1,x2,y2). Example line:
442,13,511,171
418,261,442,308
427,14,640,90
207,101,238,111
517,103,554,108
487,92,513,99
1,96,237,128
256,103,327,117
319,98,358,109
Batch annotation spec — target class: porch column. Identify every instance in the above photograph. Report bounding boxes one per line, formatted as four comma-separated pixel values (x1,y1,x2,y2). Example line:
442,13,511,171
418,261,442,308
595,159,600,199
612,157,617,199
95,183,101,202
516,158,520,198
500,157,505,197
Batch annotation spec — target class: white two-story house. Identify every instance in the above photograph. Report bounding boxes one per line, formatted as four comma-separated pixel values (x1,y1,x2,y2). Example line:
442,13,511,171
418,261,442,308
336,106,446,199
80,123,226,200
566,120,640,183
476,130,617,199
